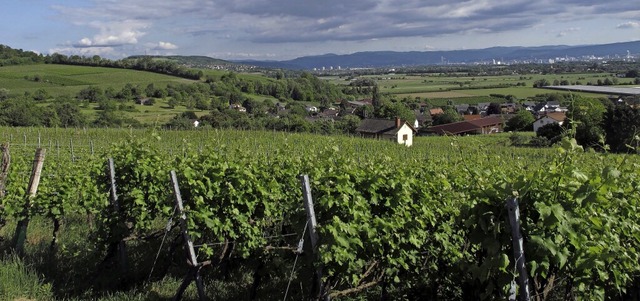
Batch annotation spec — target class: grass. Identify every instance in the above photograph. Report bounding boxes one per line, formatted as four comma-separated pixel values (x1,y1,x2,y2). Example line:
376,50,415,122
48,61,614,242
0,64,196,98
0,64,283,126
77,100,210,125
0,255,54,301
322,72,635,101
0,213,311,301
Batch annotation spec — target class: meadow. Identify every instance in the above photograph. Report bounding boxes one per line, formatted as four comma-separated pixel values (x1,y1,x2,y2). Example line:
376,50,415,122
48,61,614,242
0,65,284,124
0,64,196,97
323,72,636,104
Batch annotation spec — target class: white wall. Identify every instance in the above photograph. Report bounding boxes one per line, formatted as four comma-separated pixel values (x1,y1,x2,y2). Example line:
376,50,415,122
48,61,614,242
533,117,563,132
396,124,414,146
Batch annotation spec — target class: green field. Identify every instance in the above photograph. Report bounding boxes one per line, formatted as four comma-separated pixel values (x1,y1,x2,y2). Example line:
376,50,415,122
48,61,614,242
324,72,635,102
0,64,196,97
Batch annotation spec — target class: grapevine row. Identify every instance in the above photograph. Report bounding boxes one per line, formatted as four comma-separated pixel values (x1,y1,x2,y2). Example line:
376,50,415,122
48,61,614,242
0,129,639,300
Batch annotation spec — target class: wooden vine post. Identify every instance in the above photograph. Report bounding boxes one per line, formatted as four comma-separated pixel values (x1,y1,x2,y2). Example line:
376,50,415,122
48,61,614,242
0,142,9,199
12,148,46,255
506,197,531,301
0,143,10,231
300,174,329,301
107,158,129,278
170,170,209,301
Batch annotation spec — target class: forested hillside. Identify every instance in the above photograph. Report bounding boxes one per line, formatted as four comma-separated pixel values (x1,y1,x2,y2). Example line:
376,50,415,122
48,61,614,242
0,45,45,66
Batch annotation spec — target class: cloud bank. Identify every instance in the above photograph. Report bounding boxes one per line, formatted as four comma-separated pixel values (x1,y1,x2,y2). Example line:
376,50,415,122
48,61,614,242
51,0,640,58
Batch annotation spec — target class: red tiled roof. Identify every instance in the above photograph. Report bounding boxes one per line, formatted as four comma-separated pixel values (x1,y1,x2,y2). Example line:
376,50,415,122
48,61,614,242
427,116,503,135
463,115,482,121
468,116,503,127
429,108,444,115
544,112,566,122
427,121,480,135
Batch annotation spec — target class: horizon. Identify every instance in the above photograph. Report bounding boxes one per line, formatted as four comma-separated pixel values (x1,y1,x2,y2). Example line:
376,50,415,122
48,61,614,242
2,1,639,61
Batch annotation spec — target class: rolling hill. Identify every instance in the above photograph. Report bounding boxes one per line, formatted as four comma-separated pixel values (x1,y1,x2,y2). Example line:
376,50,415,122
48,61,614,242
236,40,640,69
0,64,196,97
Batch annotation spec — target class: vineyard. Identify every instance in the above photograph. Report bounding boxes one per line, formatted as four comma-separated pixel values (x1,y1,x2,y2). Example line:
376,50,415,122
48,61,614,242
1,127,640,300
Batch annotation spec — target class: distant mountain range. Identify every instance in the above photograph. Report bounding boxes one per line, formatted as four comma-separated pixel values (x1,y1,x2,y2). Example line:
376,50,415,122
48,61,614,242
234,40,640,70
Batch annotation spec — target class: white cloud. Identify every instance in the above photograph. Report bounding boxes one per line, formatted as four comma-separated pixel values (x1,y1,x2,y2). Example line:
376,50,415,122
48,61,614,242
49,0,640,59
154,41,179,50
556,27,581,37
73,20,148,47
616,21,640,29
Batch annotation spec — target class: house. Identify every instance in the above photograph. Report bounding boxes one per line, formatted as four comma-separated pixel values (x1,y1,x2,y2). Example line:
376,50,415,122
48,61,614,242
429,108,444,116
533,112,566,132
230,103,247,112
137,97,152,105
501,103,517,114
305,106,319,113
347,100,372,107
455,104,470,114
463,115,483,122
522,101,537,111
426,116,504,135
316,109,340,120
355,118,417,146
414,110,432,128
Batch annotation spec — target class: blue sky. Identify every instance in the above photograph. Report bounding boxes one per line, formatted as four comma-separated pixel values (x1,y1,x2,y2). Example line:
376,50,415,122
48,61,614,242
1,0,639,60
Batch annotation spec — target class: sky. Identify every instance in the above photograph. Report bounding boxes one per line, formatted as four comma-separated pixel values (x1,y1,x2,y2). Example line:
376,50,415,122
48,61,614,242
1,0,639,61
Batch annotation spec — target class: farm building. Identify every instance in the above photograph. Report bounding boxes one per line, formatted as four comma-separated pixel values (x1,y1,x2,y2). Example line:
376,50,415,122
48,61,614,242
533,112,566,132
355,118,417,146
425,116,504,135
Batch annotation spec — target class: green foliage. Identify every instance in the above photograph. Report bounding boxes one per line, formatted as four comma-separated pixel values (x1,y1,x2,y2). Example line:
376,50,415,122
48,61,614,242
537,123,565,145
603,105,640,153
1,128,640,300
96,137,173,246
0,255,54,300
432,107,463,125
509,132,530,146
374,101,415,123
0,44,44,66
505,110,535,131
565,96,606,149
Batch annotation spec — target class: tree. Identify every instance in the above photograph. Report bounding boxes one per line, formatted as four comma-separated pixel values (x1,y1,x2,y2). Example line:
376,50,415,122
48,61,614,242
374,102,414,124
167,98,178,109
355,105,374,119
33,88,49,101
432,108,463,125
52,102,87,127
565,96,606,149
505,110,535,131
533,79,550,88
536,123,564,145
486,103,502,115
93,109,140,127
77,86,105,103
165,111,198,130
372,85,382,108
0,88,8,101
625,69,639,78
338,115,361,134
602,105,640,152
0,98,43,126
